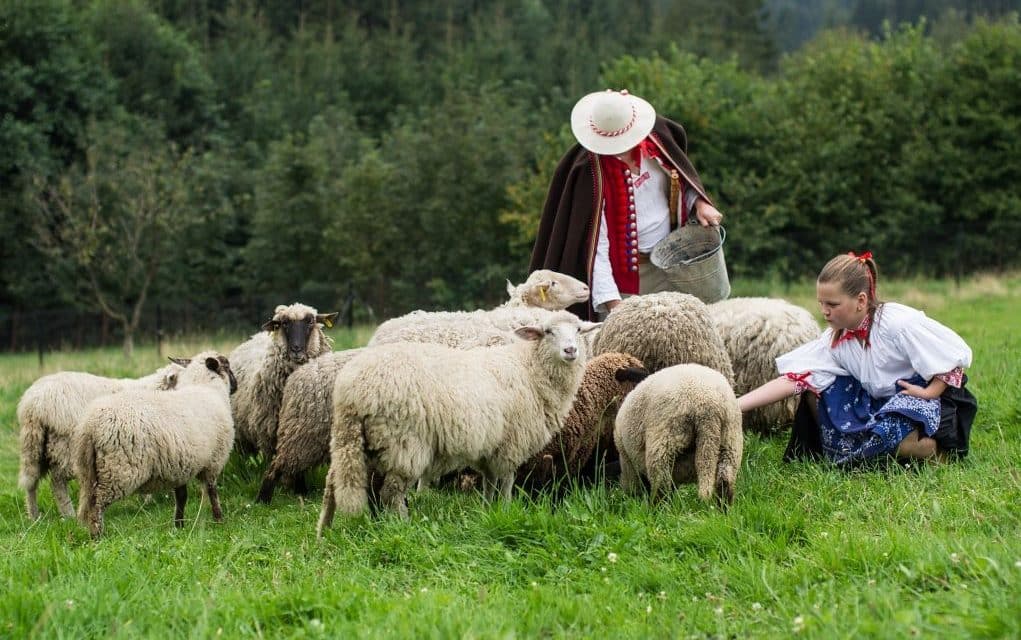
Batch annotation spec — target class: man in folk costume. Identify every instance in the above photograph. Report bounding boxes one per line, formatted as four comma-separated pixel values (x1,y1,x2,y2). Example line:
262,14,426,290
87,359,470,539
529,89,724,320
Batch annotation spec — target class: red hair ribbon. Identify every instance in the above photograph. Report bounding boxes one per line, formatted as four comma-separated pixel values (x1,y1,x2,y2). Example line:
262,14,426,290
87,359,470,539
847,250,876,302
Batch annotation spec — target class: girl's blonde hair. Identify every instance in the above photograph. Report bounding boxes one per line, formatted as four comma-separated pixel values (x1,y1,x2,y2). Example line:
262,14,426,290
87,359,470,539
818,252,882,344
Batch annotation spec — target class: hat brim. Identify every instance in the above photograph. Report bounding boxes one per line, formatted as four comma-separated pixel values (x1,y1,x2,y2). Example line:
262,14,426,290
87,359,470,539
571,92,657,156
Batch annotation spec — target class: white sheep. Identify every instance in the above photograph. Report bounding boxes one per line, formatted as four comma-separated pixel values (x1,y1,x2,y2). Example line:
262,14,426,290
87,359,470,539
594,292,734,383
614,363,743,507
317,311,599,531
228,303,338,458
74,352,237,538
368,270,590,349
17,363,182,520
708,297,820,434
256,347,365,504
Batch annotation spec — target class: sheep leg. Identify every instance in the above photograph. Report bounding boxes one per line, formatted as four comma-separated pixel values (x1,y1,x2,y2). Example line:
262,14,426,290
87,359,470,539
206,480,224,522
379,473,411,519
316,470,337,539
288,473,310,496
174,486,188,528
256,468,279,504
24,481,40,521
619,454,641,495
498,472,515,502
51,474,75,518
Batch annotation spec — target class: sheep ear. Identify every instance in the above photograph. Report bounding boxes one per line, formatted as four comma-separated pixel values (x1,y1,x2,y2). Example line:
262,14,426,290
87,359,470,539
615,366,649,384
316,312,339,329
514,326,544,341
168,356,191,367
262,319,280,332
579,321,602,334
505,280,515,297
205,357,221,374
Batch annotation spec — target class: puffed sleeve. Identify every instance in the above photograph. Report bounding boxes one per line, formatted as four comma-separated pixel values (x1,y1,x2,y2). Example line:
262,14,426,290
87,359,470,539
775,330,849,394
896,313,972,381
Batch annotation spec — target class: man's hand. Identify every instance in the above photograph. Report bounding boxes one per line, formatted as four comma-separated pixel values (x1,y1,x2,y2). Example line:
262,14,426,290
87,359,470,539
694,200,723,227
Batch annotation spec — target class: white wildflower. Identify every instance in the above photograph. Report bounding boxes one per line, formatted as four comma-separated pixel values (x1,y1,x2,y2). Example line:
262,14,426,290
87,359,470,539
751,602,763,611
607,552,618,564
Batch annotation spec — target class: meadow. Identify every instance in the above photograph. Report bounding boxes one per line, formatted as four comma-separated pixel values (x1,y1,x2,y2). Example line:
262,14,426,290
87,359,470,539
1,276,1019,639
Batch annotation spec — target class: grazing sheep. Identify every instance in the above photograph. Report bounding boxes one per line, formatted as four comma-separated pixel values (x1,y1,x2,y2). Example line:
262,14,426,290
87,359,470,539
594,292,734,383
317,312,599,531
708,297,820,434
368,270,590,349
614,363,743,507
229,303,338,458
515,352,648,494
17,363,182,520
74,352,237,538
256,347,365,504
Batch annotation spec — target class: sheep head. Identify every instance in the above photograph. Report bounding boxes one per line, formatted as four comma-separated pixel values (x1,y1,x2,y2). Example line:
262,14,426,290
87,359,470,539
509,270,591,310
261,303,338,364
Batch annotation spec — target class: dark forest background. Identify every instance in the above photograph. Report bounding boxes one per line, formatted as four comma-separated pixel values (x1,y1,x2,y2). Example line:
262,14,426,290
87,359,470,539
2,0,1019,353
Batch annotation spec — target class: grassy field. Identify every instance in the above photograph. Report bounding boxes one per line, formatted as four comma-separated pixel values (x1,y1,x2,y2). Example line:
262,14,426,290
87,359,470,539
1,277,1019,639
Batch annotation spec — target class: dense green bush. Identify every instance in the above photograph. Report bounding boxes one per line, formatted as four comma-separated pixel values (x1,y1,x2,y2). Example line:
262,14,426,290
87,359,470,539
1,1,1019,327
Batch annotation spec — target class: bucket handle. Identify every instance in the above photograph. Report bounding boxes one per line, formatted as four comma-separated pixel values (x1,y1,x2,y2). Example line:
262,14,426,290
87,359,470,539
675,225,726,266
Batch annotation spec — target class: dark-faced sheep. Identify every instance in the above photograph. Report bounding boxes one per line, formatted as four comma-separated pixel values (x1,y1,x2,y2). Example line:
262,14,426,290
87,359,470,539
228,303,338,459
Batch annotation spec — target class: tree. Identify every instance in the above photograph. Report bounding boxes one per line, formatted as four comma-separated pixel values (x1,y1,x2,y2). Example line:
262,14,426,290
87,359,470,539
31,118,196,357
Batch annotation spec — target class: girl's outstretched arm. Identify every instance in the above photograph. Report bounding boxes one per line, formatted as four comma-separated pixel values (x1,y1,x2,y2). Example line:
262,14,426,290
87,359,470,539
737,376,800,412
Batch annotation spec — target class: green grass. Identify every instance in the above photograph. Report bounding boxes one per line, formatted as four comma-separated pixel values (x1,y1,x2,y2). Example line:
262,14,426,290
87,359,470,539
2,278,1019,639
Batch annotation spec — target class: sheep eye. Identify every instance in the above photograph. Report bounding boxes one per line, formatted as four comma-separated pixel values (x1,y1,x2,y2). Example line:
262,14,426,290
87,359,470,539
544,328,552,335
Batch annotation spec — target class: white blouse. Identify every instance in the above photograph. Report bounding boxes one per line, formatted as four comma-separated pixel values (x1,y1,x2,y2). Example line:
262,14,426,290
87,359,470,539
775,302,972,399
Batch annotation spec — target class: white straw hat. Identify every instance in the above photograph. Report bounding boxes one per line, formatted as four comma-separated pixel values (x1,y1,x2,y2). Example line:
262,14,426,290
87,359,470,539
570,89,656,155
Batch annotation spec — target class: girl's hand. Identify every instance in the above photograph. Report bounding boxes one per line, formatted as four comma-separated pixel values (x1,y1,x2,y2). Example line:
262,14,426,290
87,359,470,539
897,378,946,400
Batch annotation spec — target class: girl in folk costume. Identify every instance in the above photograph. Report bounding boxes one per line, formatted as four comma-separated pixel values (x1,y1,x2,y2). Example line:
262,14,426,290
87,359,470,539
738,252,978,466
529,89,724,319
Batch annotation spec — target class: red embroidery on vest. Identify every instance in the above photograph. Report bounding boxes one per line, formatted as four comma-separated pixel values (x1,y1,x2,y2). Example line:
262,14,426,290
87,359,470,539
597,154,639,295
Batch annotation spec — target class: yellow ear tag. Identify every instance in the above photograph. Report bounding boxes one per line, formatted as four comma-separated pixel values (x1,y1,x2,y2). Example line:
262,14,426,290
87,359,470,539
324,318,334,328
539,286,548,303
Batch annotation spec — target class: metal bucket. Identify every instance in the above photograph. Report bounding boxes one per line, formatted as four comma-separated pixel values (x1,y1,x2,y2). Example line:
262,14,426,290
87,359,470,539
649,224,730,303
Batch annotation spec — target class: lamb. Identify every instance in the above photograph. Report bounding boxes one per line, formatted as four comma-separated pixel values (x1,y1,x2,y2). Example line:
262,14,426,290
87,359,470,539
317,311,599,532
613,363,743,507
368,270,590,349
17,363,183,520
594,292,734,383
256,347,366,504
74,352,237,538
228,303,338,459
514,352,648,494
708,297,820,434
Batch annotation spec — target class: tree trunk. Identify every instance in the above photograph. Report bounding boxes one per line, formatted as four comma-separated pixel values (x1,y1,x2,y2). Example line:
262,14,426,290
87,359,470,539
122,325,134,359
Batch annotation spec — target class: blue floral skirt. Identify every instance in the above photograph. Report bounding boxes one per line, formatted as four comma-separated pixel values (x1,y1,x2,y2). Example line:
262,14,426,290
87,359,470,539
817,375,942,465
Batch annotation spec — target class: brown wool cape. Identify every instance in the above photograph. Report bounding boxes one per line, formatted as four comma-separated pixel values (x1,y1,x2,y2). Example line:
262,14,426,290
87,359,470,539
528,117,713,320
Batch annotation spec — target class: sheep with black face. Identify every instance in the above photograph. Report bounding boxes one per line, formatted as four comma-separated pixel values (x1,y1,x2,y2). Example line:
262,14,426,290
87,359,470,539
228,303,338,459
